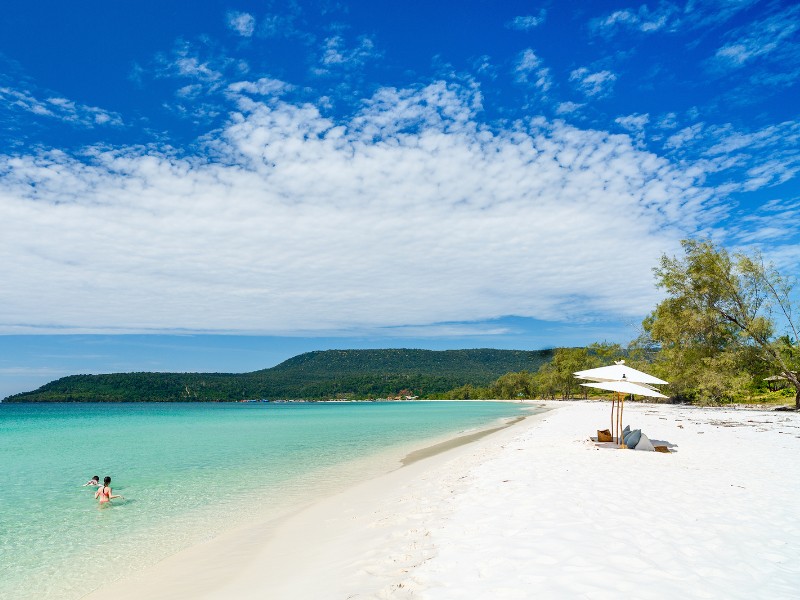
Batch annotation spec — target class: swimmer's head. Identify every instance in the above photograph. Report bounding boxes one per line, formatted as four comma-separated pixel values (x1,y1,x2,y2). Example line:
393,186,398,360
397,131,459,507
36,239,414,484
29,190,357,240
103,476,111,485
92,475,99,481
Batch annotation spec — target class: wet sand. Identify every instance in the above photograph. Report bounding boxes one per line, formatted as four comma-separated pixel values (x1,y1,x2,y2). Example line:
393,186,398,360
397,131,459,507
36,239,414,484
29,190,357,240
401,415,525,465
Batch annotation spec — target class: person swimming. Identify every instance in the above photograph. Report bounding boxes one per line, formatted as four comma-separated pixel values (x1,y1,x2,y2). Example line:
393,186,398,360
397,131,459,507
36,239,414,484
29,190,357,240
83,475,100,487
95,476,122,505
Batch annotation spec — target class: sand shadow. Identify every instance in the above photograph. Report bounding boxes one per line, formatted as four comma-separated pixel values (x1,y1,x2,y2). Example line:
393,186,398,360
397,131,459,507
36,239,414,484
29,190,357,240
589,436,678,453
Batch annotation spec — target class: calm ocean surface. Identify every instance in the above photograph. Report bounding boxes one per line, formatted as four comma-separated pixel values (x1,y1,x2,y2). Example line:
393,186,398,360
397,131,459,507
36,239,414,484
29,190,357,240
0,401,533,599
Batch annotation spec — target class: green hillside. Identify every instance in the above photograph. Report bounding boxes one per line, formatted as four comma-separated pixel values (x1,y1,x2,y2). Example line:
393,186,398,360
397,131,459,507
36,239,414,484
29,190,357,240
3,348,553,402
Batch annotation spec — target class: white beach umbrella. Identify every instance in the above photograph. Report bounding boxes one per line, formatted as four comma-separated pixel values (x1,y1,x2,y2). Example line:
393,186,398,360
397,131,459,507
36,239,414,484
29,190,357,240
573,363,668,386
574,361,669,447
580,380,668,399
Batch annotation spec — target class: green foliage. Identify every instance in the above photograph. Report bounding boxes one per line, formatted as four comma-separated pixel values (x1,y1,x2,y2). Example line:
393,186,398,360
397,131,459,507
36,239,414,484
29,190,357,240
441,240,800,408
489,371,538,399
533,345,627,399
442,344,632,402
648,239,800,407
438,384,490,400
691,352,753,405
4,348,553,403
439,342,642,401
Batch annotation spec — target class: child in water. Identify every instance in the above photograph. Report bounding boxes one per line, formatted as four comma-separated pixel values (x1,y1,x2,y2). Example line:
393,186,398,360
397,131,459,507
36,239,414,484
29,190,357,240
95,476,123,505
83,475,100,487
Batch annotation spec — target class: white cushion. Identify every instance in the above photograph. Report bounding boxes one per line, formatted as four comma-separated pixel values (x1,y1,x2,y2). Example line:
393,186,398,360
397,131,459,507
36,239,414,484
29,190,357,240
635,433,655,451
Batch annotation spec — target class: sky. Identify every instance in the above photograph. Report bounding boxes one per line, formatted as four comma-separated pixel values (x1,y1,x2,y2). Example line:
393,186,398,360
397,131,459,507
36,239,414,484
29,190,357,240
1,0,799,398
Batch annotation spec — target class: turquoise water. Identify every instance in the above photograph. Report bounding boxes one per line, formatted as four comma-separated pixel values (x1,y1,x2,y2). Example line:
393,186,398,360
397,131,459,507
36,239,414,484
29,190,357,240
0,401,532,599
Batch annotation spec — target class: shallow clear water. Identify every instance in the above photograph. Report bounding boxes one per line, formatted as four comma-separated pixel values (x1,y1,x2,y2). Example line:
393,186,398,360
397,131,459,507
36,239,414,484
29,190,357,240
0,401,531,598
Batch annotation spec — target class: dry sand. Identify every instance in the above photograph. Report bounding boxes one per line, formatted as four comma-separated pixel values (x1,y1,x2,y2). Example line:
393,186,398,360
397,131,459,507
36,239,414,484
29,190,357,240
84,401,800,599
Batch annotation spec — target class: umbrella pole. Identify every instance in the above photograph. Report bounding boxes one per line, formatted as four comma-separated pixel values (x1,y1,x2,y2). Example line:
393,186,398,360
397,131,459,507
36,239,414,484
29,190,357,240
619,396,625,447
611,392,617,441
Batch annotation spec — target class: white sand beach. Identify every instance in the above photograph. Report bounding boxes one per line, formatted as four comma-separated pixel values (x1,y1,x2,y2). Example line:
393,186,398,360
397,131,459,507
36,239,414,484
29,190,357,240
85,401,800,599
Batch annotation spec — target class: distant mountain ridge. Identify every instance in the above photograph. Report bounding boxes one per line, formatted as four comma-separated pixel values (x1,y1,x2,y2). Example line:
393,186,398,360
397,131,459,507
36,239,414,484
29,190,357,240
3,348,554,402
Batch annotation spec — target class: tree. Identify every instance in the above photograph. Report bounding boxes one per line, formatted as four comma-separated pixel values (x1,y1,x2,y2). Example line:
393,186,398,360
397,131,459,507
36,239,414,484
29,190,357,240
534,347,597,399
534,362,560,399
652,239,800,409
490,371,537,399
586,342,625,365
443,384,487,400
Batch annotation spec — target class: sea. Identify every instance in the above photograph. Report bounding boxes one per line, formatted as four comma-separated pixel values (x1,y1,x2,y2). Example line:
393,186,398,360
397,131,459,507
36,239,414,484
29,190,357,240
0,400,536,599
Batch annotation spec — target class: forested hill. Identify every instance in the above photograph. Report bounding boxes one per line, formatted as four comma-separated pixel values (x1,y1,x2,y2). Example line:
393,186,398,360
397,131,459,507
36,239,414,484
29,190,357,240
3,348,553,402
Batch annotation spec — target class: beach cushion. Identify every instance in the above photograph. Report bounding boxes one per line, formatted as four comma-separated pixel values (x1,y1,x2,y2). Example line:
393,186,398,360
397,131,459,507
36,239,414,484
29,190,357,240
635,433,655,452
623,429,641,448
622,425,631,437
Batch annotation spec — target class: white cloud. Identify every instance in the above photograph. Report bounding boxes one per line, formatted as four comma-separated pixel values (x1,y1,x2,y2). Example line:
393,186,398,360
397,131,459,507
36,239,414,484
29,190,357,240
715,43,763,67
514,49,552,91
379,323,513,338
599,9,639,28
314,35,380,74
661,120,800,193
259,12,308,40
0,86,123,127
173,56,223,81
569,68,617,97
615,113,649,132
507,12,547,31
590,1,760,36
615,113,650,145
0,366,69,377
155,39,245,87
227,77,292,97
686,0,762,28
656,112,679,129
591,3,680,35
150,40,251,119
743,160,798,191
664,123,704,149
0,81,717,335
227,11,256,37
730,198,800,249
710,5,800,71
176,84,203,99
704,122,800,157
473,55,497,79
556,101,584,115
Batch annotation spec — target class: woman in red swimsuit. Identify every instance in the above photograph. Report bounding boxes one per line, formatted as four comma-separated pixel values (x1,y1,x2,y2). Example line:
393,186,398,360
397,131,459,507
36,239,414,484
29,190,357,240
95,476,121,506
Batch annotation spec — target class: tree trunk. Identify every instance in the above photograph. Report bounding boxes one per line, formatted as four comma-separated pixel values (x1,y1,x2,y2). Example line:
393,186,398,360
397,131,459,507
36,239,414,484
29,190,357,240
779,369,800,410
785,374,800,410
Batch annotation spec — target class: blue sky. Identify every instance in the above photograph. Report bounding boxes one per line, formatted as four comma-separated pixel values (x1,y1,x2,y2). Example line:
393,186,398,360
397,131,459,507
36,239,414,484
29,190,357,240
1,1,799,398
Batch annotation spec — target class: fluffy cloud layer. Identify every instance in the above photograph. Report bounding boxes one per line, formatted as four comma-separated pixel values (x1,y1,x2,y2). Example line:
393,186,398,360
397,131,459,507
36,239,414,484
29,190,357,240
0,81,713,334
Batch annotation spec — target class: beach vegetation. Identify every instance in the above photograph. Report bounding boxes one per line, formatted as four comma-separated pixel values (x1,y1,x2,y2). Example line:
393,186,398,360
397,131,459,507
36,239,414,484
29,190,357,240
440,240,800,408
532,344,630,400
439,384,487,400
4,348,553,403
489,371,538,399
436,370,543,400
648,239,800,408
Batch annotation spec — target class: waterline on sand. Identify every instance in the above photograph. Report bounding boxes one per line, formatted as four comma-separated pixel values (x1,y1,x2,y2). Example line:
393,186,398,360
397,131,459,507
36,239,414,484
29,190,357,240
401,415,526,466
